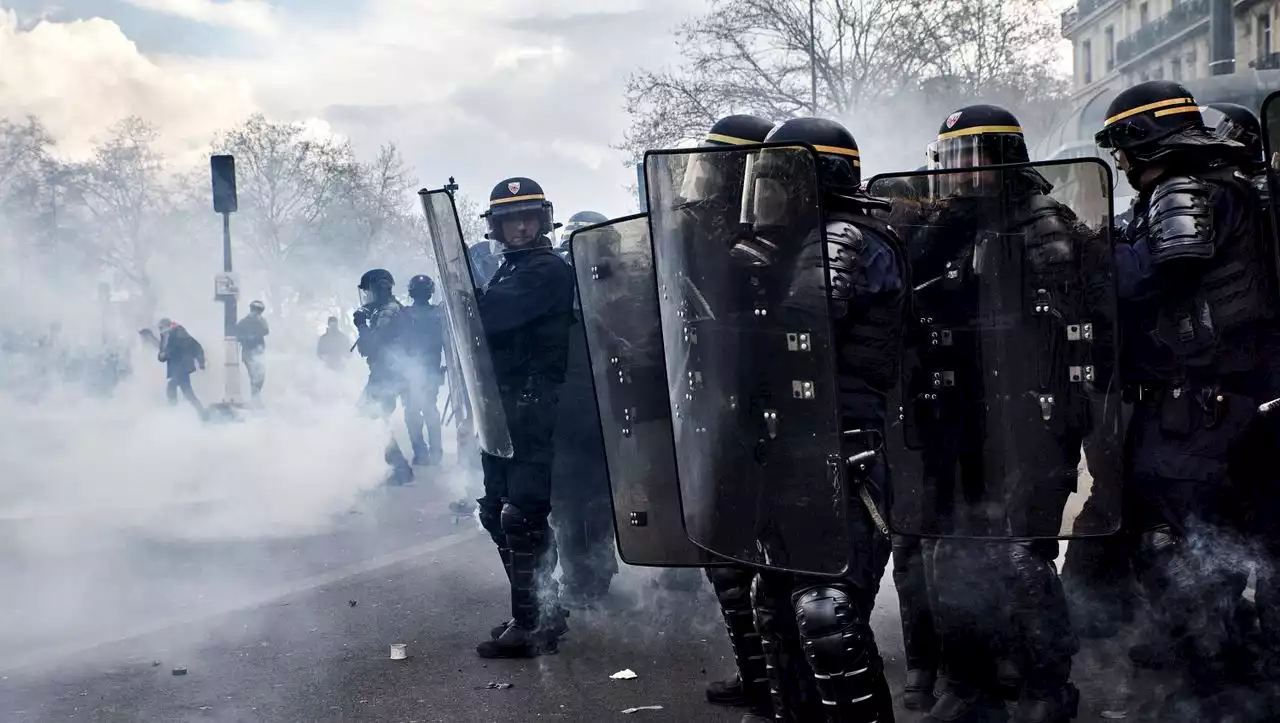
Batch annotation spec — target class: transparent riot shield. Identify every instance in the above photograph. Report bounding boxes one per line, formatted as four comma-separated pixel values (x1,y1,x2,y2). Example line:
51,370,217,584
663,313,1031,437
867,158,1120,539
570,214,716,567
418,188,514,458
645,143,851,576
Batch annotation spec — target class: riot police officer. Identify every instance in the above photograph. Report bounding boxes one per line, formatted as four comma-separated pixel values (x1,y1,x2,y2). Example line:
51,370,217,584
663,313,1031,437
896,106,1095,723
743,117,906,723
1096,80,1277,716
402,274,446,466
235,300,269,401
551,208,619,607
557,211,609,256
354,268,414,486
474,177,576,658
669,113,780,720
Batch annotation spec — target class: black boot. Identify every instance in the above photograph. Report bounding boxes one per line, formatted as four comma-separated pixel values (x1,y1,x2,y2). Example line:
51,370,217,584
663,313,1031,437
1013,684,1079,723
905,668,939,711
706,675,747,706
475,624,557,658
924,688,1009,723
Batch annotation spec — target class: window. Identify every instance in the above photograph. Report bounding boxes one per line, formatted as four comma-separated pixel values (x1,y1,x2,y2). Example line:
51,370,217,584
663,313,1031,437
1153,65,1164,80
1258,12,1272,61
1105,25,1115,70
1186,53,1197,79
1139,2,1149,26
1083,39,1093,84
1172,57,1183,80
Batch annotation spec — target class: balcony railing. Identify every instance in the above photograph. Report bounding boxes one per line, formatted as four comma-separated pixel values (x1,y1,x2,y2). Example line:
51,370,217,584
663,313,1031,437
1252,52,1280,70
1115,0,1211,65
1062,0,1109,35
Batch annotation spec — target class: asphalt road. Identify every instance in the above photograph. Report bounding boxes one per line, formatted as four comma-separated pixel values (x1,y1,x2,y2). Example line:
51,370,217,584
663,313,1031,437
0,464,1258,723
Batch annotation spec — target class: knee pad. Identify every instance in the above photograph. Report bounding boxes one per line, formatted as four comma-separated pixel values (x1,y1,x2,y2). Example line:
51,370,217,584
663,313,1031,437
708,566,754,612
793,586,873,675
501,502,550,549
478,501,503,538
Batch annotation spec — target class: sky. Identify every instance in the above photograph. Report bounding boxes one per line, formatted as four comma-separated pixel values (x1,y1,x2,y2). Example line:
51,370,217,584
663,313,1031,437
0,0,700,219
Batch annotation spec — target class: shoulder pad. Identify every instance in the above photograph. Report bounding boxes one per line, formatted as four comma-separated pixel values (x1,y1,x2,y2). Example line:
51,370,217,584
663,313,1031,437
1147,175,1215,263
1020,193,1076,236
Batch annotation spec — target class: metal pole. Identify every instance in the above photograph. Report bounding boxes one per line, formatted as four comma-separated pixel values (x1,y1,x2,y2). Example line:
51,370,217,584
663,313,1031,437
810,0,818,114
221,210,242,406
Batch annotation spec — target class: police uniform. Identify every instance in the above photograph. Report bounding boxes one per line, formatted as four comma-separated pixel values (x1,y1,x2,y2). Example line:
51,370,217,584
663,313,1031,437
354,269,414,486
743,117,905,723
473,177,577,659
1097,81,1279,713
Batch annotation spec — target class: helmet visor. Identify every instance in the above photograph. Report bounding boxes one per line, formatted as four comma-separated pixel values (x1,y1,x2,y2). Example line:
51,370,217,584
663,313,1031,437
926,133,1021,196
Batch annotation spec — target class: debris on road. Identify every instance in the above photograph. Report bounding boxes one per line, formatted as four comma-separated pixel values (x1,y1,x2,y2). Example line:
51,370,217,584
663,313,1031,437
610,669,638,680
349,600,358,607
171,667,187,676
478,682,514,690
621,705,663,714
390,644,407,660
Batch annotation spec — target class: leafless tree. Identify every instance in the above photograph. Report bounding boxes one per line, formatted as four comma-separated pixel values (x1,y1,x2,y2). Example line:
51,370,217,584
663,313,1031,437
621,0,1068,164
63,117,175,308
214,114,356,273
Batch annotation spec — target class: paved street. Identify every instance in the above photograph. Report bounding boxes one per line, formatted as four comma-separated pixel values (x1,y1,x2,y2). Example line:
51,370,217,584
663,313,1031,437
0,463,1245,723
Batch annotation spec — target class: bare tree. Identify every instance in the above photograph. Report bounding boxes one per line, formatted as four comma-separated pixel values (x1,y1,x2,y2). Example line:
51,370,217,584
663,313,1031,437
63,117,175,308
620,0,1067,163
213,114,356,273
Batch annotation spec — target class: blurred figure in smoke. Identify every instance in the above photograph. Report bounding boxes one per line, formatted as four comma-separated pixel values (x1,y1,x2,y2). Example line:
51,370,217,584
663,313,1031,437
156,318,205,417
354,269,414,487
235,299,269,402
316,316,350,371
550,209,618,609
1098,81,1278,719
474,176,574,658
401,274,445,467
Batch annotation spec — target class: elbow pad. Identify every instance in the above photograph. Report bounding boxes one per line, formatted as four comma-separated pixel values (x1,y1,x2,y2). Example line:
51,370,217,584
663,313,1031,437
1147,176,1215,264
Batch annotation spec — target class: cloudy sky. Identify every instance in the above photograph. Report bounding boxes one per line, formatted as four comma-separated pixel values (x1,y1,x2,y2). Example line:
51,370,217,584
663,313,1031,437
0,0,703,219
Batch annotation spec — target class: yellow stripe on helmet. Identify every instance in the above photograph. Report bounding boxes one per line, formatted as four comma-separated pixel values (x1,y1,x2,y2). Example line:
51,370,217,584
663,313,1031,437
1153,106,1203,119
704,133,757,146
811,144,861,158
936,125,1023,141
490,193,546,205
1103,97,1195,126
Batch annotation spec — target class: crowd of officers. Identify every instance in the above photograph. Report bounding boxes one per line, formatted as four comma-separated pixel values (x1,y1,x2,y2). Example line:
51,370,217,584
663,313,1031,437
143,76,1280,722
409,77,1280,723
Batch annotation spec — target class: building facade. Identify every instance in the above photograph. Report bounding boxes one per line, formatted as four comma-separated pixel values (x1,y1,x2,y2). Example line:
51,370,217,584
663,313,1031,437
1062,0,1279,96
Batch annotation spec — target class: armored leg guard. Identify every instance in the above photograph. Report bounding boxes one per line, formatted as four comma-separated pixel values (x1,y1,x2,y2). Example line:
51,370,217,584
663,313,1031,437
1006,542,1079,723
752,571,821,722
499,502,560,630
793,584,894,723
895,535,939,711
707,566,770,713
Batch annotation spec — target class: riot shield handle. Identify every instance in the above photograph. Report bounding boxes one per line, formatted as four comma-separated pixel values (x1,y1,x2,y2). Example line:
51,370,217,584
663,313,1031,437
842,428,885,454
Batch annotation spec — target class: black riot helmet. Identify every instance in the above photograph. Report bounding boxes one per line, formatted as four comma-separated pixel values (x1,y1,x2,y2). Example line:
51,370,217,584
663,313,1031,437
481,176,555,249
561,210,610,239
679,114,775,205
1093,80,1227,159
731,117,860,266
1202,102,1264,166
927,105,1034,196
407,274,435,303
929,104,1030,170
358,268,395,306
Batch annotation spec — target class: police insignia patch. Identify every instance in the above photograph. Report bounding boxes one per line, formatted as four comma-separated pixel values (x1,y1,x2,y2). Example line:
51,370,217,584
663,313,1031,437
507,181,521,195
945,111,963,129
